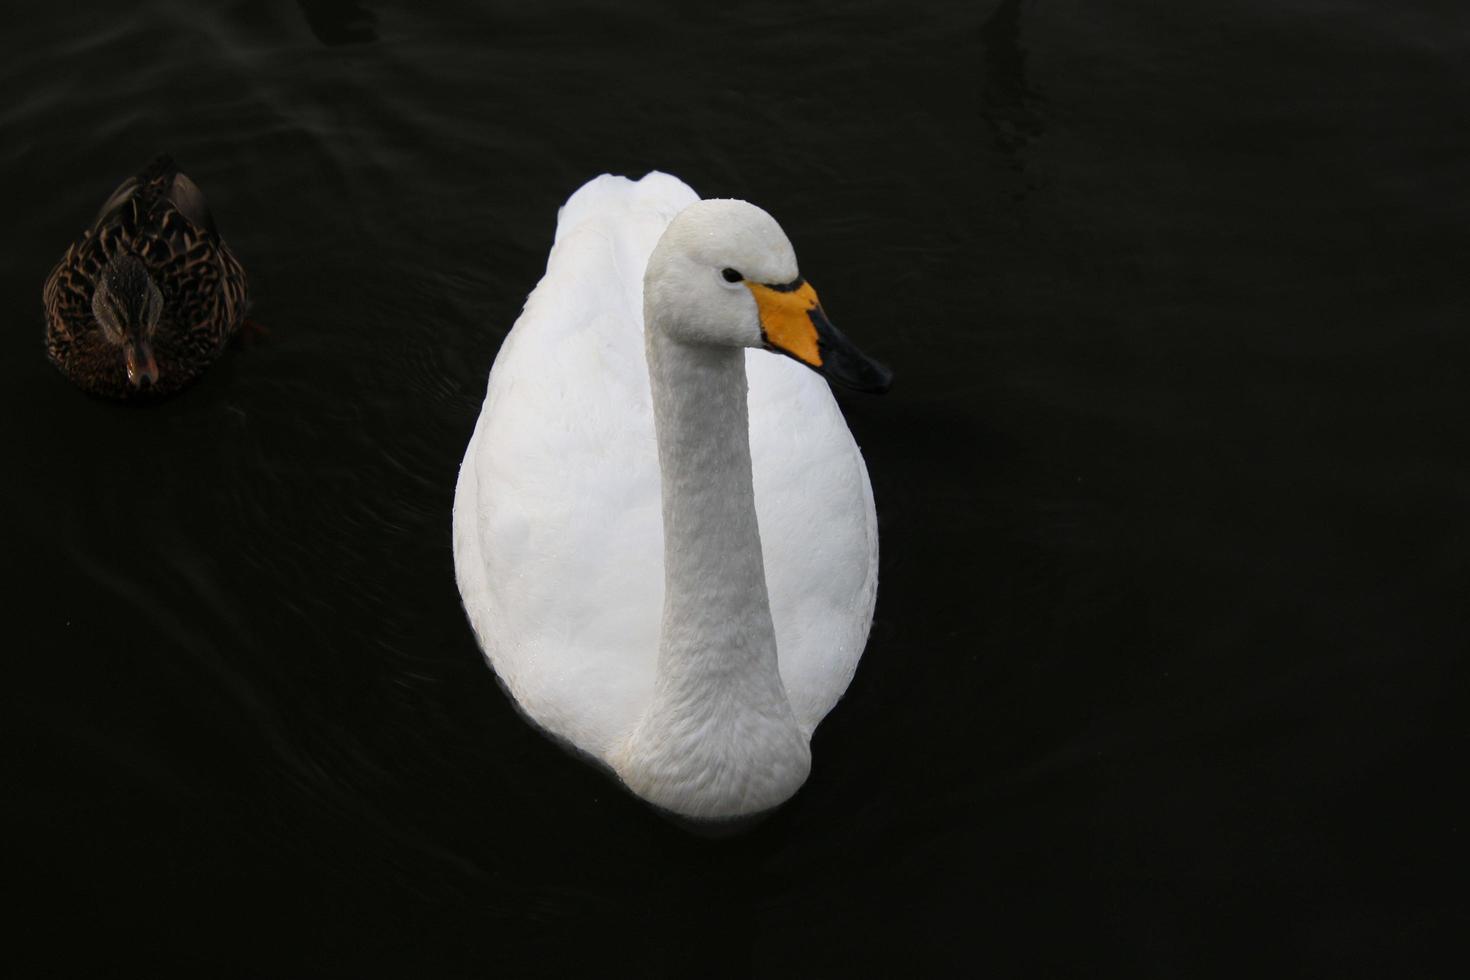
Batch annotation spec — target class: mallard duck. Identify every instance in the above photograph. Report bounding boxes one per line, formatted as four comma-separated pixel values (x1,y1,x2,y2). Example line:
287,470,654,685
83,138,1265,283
453,173,890,821
43,155,249,399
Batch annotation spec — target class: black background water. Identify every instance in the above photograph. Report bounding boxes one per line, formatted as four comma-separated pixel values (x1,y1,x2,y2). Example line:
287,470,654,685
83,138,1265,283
4,1,1466,974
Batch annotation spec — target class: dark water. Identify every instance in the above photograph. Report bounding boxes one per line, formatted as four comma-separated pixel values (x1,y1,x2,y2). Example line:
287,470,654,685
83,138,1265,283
4,1,1466,974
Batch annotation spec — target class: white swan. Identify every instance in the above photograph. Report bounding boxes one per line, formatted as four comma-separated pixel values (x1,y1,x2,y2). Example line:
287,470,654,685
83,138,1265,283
452,172,890,821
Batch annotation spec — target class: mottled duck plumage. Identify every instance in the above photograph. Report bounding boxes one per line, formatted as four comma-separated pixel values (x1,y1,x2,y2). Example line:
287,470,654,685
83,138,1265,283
43,155,248,399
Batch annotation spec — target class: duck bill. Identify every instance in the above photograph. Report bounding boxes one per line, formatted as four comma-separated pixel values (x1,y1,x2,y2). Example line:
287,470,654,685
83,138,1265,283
124,340,159,389
746,279,892,393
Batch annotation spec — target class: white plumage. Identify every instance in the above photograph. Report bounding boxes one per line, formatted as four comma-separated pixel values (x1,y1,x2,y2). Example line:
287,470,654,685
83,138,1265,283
452,171,881,819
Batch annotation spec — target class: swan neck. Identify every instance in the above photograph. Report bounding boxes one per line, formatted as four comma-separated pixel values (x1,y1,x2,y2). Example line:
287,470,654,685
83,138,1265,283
645,327,776,670
611,286,811,820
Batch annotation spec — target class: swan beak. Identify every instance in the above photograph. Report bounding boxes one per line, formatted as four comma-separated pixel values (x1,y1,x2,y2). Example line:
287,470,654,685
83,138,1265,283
124,341,159,388
747,279,893,393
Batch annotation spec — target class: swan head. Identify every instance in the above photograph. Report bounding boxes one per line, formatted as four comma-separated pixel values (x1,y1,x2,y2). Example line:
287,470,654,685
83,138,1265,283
645,199,892,393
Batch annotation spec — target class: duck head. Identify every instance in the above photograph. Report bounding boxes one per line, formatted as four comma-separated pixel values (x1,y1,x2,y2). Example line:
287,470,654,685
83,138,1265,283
91,254,163,389
644,199,892,393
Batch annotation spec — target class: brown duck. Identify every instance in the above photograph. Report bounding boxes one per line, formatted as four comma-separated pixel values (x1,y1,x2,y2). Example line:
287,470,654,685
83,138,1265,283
43,155,249,399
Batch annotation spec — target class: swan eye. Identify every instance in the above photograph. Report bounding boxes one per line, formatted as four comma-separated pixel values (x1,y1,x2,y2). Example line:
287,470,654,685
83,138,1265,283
721,268,743,283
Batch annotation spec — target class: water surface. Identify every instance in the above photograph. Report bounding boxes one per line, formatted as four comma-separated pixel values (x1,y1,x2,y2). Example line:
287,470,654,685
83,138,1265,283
4,1,1466,974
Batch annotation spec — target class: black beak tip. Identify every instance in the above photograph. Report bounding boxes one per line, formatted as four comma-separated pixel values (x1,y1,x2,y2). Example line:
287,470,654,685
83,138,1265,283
820,348,893,394
832,363,892,394
802,306,892,395
865,360,894,394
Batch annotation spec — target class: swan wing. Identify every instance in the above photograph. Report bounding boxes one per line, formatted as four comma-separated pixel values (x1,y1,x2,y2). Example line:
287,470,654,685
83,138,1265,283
455,173,694,758
748,352,879,735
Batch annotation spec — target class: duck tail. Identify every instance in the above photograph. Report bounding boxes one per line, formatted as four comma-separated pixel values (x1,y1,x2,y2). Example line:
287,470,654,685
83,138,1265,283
137,154,179,184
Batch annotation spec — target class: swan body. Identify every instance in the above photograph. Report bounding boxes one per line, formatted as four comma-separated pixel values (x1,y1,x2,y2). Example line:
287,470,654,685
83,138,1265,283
453,172,888,820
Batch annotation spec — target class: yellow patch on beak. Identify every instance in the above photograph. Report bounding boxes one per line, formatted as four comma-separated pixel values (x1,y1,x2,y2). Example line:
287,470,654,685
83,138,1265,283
746,280,824,367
